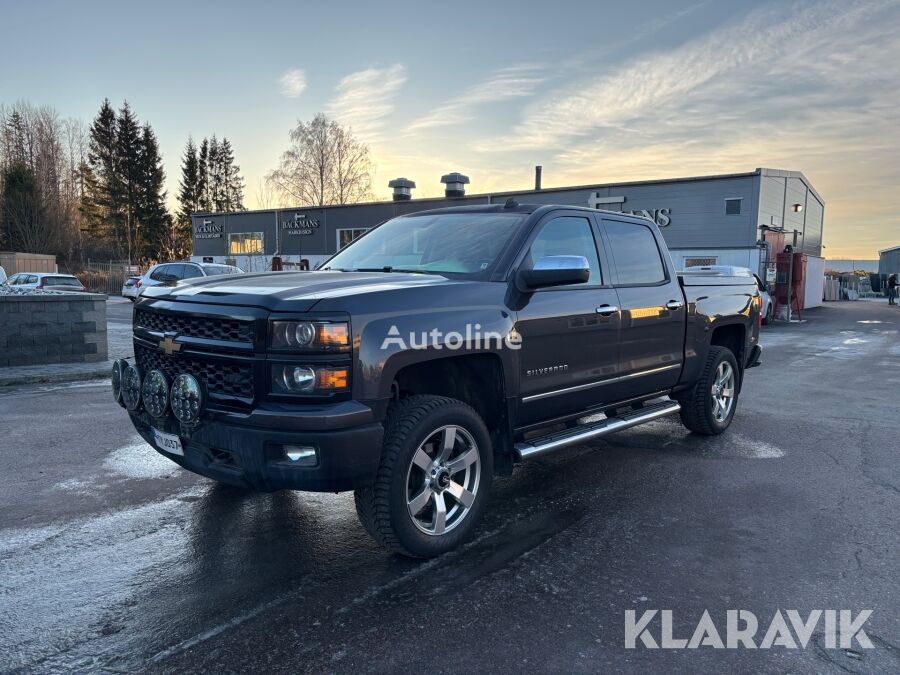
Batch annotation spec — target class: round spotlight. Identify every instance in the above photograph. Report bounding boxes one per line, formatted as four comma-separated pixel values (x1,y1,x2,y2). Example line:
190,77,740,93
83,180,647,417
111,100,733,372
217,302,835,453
111,359,126,406
122,364,143,411
142,369,170,418
171,373,203,425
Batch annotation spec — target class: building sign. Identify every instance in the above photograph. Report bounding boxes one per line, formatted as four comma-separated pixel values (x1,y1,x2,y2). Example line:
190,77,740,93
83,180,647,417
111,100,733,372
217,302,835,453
195,218,223,239
627,208,672,228
587,193,671,227
282,213,321,236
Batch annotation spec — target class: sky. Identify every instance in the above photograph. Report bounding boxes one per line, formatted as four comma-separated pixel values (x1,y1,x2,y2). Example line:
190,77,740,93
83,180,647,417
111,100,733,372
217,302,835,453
1,0,899,259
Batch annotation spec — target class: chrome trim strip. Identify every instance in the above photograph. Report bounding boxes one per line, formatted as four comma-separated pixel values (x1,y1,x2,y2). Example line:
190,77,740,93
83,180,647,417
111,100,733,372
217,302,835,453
522,363,681,403
515,401,682,459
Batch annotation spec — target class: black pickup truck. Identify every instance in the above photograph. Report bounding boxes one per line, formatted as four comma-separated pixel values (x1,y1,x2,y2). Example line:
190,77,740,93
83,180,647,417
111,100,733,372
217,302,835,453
115,204,762,557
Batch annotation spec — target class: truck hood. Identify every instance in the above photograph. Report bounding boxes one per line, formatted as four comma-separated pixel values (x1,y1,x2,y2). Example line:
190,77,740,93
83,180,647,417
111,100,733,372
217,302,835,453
144,271,463,311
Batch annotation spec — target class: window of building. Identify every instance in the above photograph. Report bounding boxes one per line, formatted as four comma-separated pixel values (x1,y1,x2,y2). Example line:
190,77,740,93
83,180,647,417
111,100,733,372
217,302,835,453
603,220,667,285
526,216,603,285
725,198,742,215
684,256,718,268
228,232,264,255
337,228,369,250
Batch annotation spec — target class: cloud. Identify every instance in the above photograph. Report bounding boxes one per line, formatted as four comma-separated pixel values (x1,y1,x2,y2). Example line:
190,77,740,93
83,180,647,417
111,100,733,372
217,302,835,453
327,64,407,143
461,0,900,257
278,69,307,98
407,64,545,132
477,0,900,153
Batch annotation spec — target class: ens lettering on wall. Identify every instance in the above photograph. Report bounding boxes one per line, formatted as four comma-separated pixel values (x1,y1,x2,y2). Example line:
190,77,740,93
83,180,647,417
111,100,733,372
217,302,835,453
588,193,672,227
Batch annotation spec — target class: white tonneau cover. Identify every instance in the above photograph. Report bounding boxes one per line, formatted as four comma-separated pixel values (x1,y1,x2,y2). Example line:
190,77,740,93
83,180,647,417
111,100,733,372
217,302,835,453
678,265,756,287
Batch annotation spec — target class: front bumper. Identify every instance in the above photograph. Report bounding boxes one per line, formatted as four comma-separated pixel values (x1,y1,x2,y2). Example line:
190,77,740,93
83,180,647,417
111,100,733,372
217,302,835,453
128,400,383,493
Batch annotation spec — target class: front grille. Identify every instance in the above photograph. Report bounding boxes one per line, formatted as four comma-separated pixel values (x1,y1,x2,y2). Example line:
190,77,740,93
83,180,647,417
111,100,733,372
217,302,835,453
135,309,253,343
135,343,254,399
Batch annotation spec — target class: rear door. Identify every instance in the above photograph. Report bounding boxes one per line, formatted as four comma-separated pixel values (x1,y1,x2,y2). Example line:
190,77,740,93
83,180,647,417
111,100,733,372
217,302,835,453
598,217,685,400
514,212,621,425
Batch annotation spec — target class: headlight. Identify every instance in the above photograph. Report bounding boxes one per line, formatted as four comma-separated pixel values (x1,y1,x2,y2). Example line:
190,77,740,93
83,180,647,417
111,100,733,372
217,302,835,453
171,373,203,424
142,370,169,418
122,364,143,411
269,321,349,351
271,365,349,395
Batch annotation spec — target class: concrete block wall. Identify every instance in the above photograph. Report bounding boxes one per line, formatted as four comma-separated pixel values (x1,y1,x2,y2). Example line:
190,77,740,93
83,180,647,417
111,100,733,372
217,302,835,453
0,294,108,367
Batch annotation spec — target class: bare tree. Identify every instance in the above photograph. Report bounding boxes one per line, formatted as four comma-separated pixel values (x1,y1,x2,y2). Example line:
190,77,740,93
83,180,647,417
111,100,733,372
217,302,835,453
267,113,372,207
0,101,86,258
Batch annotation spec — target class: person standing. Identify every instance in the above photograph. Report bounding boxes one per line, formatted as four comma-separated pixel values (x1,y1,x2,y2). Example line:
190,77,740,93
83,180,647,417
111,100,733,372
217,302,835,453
889,273,898,305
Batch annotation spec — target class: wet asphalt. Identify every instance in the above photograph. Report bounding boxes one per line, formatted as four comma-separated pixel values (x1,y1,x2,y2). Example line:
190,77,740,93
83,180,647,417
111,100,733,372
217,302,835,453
0,301,898,673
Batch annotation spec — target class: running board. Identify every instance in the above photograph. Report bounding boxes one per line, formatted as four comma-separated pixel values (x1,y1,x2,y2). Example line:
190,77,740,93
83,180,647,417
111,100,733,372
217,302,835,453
514,400,681,461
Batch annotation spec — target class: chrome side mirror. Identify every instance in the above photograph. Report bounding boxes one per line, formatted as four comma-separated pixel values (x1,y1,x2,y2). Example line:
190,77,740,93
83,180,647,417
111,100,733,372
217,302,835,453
516,255,590,292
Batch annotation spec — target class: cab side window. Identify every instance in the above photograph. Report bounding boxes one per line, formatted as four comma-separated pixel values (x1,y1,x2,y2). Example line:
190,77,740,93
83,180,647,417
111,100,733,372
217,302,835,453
526,216,603,285
603,220,667,285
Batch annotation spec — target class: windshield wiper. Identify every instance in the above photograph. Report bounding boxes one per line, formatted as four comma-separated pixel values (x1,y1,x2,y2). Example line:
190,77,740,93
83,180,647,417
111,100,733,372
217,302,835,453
352,267,429,274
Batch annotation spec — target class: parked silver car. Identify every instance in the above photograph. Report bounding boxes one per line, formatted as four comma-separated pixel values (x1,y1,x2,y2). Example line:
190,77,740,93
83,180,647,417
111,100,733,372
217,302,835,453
3,272,87,292
134,262,244,297
121,276,141,301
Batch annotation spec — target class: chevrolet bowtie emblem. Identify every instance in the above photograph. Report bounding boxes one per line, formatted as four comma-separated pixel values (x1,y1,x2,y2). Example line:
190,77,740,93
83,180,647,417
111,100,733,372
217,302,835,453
159,336,182,355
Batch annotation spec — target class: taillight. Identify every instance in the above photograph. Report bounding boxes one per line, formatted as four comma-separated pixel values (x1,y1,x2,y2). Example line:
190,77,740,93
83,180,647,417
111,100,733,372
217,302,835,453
37,283,44,290
135,279,142,289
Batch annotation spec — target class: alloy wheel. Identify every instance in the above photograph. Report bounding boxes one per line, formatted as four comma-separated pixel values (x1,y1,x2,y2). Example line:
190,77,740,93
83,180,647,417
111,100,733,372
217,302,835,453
710,361,735,422
405,425,481,536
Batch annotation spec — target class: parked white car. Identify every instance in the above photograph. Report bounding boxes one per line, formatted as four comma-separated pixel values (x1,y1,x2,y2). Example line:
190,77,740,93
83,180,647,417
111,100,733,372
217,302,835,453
3,272,87,292
121,276,141,301
0,265,7,285
135,262,244,297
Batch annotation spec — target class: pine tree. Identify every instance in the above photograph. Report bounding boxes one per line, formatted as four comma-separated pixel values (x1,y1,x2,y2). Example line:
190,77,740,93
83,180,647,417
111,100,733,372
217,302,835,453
219,137,245,211
82,99,119,241
136,123,170,260
178,137,200,222
116,102,142,261
197,137,210,211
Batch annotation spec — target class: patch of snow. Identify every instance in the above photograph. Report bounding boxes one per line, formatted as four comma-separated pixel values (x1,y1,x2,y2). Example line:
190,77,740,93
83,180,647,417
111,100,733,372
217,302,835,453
102,437,181,480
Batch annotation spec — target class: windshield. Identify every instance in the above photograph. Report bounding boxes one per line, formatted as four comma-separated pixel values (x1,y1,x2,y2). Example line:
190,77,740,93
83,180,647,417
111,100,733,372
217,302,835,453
323,212,525,277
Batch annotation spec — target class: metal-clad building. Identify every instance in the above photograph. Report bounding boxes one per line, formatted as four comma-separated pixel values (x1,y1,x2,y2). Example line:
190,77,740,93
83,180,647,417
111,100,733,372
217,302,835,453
190,167,824,274
879,246,900,275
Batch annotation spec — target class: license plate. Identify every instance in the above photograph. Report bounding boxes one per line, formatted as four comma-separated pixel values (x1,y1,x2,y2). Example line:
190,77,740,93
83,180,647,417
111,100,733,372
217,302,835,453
152,428,184,456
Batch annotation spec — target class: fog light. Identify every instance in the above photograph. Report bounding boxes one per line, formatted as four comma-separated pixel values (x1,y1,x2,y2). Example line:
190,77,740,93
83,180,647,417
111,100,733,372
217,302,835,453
171,373,202,424
274,366,316,393
111,359,127,406
284,445,317,466
142,370,169,418
122,364,143,411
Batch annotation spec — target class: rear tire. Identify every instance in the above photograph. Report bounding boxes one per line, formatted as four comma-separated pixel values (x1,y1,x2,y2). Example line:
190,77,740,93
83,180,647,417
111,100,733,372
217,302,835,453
354,395,493,558
676,346,740,435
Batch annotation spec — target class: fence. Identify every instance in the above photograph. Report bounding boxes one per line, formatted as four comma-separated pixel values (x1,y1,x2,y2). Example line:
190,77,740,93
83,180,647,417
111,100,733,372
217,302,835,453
77,260,141,295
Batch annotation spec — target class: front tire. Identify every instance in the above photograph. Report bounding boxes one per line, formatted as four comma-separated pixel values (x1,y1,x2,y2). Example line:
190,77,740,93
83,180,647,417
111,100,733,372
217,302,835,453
354,395,493,558
762,304,773,325
676,346,740,435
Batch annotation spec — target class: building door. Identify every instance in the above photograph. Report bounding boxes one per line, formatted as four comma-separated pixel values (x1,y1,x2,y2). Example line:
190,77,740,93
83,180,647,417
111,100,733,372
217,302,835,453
514,213,621,425
598,218,684,400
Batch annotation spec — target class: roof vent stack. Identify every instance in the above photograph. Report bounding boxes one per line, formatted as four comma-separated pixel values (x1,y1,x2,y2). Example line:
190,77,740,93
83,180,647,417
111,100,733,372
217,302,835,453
388,177,416,201
440,172,470,198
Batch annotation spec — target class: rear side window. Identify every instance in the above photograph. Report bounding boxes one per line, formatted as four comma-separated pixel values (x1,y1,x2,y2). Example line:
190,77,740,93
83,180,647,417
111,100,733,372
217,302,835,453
603,220,667,285
181,264,203,279
526,216,603,285
149,266,167,282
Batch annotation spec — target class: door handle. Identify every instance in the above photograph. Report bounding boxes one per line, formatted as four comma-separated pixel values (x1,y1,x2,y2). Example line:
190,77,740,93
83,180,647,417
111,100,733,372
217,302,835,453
666,300,684,310
596,305,619,316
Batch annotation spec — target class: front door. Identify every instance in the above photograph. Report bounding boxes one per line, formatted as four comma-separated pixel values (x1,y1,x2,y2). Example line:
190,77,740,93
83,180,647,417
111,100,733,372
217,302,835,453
599,217,685,401
514,213,622,426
